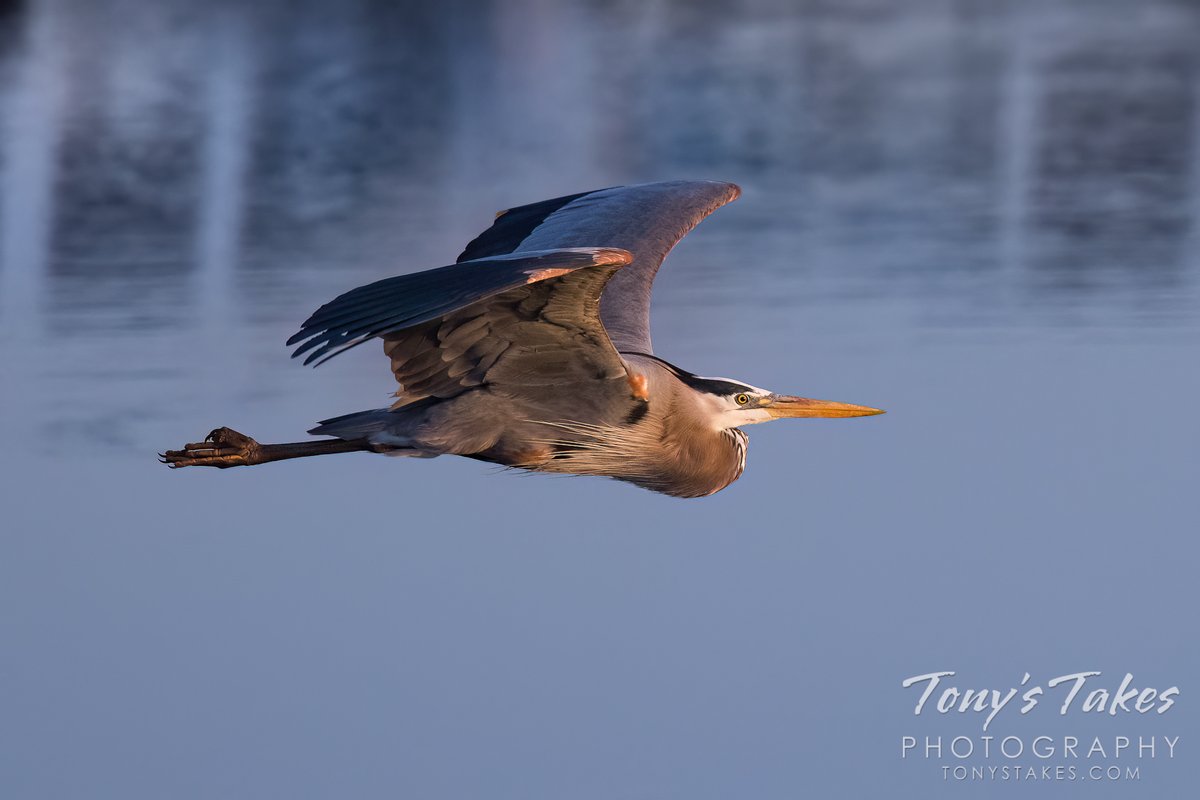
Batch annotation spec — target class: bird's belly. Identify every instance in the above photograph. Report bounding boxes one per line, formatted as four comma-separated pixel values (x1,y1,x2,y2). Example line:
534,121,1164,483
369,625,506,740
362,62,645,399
399,384,745,498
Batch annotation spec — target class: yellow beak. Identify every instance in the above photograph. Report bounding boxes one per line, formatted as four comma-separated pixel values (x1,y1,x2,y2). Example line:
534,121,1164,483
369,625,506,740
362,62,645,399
765,395,885,419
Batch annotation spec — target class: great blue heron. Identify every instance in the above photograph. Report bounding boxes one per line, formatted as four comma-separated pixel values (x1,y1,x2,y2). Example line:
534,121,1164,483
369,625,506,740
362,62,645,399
162,180,882,497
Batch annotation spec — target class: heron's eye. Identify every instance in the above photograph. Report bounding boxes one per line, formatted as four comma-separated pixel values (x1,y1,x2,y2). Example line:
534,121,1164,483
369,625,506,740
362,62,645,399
735,393,750,406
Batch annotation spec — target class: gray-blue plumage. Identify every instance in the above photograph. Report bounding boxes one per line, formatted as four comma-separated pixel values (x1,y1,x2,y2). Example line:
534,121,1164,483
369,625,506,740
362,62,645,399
163,181,882,497
463,180,741,353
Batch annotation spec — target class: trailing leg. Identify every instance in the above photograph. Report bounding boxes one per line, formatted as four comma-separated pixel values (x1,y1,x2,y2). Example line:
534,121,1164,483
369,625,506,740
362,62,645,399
160,426,380,469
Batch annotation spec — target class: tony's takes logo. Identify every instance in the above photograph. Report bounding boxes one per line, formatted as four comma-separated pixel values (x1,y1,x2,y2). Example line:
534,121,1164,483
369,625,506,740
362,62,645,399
899,671,1181,784
902,671,1179,731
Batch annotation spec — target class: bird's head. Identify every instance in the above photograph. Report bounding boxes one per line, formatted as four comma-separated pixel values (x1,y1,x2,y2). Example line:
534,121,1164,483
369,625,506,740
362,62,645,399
687,375,884,431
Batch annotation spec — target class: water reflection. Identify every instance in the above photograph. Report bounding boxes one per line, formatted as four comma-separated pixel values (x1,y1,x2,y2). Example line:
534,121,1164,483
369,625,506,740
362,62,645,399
3,6,1199,798
0,0,1198,447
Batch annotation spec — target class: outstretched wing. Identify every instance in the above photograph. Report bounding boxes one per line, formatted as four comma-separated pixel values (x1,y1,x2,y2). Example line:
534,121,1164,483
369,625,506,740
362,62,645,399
287,247,634,405
458,180,741,354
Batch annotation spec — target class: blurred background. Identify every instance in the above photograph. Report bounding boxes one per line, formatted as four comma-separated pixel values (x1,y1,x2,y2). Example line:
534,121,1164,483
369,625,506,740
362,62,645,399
1,0,1197,797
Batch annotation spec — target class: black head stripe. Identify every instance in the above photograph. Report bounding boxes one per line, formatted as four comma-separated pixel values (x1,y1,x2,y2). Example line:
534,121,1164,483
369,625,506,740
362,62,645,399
680,376,754,396
622,352,752,396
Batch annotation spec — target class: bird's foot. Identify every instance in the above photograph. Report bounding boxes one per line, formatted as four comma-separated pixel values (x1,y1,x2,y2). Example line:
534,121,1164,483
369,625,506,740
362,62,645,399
160,427,261,469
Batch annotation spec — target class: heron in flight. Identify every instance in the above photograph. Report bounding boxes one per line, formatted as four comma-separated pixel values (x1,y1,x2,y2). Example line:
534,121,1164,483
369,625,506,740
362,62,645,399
162,180,882,497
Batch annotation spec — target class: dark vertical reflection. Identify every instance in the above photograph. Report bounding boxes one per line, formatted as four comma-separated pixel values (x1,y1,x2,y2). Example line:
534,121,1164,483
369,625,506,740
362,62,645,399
1029,39,1198,294
42,0,205,333
239,1,456,276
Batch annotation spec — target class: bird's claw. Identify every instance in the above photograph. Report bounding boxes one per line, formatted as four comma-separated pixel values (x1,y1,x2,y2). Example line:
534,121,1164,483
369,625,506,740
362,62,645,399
161,427,260,468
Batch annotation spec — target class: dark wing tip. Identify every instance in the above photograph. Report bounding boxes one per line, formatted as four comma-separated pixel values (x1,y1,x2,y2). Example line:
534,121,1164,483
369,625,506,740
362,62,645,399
284,248,630,367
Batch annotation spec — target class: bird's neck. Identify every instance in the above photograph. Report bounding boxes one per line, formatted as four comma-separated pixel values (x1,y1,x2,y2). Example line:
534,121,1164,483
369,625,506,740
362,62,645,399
649,392,747,498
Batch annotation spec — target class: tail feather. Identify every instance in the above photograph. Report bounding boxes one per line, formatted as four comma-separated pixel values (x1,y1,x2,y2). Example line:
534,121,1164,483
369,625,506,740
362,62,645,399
308,409,394,440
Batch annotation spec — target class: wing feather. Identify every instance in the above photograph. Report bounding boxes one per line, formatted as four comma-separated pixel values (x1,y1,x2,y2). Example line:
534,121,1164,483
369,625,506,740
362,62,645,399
288,247,635,407
287,248,630,366
456,180,741,353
